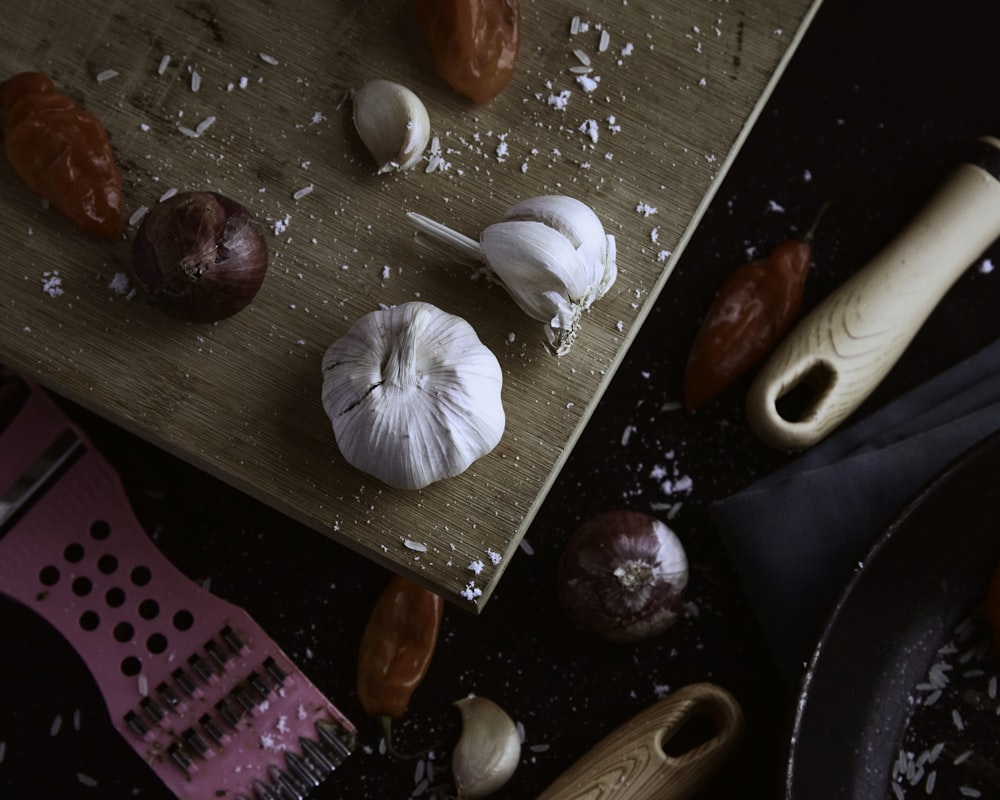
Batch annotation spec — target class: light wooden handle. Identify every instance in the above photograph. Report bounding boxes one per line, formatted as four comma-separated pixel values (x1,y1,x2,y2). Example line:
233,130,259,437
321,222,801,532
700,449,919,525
534,683,744,800
746,136,1000,450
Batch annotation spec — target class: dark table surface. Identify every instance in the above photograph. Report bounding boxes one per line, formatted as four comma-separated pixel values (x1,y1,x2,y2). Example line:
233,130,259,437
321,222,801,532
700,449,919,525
4,0,1000,798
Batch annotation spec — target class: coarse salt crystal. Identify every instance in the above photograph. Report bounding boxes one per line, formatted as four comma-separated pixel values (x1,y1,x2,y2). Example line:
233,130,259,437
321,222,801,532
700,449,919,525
468,560,485,575
461,582,482,602
108,273,131,296
576,74,600,92
579,118,599,144
547,90,571,110
636,202,658,217
486,548,501,565
41,271,64,297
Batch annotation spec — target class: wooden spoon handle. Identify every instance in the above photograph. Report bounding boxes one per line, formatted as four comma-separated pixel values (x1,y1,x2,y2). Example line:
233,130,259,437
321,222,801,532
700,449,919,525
534,683,744,800
746,136,1000,450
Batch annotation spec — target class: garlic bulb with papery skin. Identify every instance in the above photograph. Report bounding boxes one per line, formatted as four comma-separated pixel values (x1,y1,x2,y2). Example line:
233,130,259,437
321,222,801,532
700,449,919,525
321,302,504,490
407,195,617,356
452,695,521,799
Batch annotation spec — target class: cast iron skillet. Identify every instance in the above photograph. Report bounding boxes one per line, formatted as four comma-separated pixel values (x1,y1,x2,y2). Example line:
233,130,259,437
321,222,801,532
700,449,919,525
785,428,1000,798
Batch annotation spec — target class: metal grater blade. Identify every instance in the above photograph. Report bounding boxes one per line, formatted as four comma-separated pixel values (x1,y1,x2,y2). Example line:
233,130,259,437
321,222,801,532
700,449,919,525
0,371,357,798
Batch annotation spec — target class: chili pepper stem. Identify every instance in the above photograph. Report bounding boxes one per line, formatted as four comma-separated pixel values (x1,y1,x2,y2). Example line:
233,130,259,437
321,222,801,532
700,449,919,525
802,200,832,244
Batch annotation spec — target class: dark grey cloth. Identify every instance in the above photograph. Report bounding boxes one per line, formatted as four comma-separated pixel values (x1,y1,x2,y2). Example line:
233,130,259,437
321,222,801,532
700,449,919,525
711,338,1000,686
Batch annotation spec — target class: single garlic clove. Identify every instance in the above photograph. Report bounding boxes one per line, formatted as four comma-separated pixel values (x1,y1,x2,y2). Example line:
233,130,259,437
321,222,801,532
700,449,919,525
321,302,505,490
452,695,521,799
502,195,617,304
352,79,431,174
406,195,617,357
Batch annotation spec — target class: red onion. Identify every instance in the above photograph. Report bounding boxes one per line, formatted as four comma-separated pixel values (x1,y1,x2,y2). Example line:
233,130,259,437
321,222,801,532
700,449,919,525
131,191,268,322
557,510,689,643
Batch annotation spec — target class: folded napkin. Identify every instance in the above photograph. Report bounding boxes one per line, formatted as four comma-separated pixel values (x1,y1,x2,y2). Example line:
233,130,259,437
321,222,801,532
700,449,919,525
711,336,1000,686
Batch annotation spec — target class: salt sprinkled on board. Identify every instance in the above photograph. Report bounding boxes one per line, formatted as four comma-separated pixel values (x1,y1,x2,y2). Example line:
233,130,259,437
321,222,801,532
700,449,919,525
468,560,484,575
547,90,571,110
486,548,502,565
461,581,483,602
108,273,132,297
636,202,658,217
576,74,600,93
41,271,63,298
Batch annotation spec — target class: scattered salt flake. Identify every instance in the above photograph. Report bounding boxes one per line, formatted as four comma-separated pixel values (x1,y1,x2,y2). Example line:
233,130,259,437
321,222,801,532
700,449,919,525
77,773,99,788
621,42,634,57
272,214,291,235
41,271,64,297
657,250,672,262
259,53,279,65
239,75,249,89
547,89,571,110
310,111,326,125
108,272,131,296
461,581,483,602
636,202,658,217
95,69,119,83
486,548,502,565
468,559,485,575
404,539,428,552
766,199,786,213
576,73,600,92
980,258,995,274
579,118,599,144
653,683,671,699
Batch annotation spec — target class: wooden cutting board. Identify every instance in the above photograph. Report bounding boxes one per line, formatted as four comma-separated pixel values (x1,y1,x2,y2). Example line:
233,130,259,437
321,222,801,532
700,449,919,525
0,0,820,607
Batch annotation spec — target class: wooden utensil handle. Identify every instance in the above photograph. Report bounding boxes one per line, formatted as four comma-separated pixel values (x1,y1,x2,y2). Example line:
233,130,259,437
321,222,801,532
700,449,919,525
534,683,744,800
746,135,1000,450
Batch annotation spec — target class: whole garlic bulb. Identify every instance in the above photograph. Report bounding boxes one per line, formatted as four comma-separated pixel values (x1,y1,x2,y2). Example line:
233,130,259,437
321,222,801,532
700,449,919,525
321,302,505,490
407,195,617,355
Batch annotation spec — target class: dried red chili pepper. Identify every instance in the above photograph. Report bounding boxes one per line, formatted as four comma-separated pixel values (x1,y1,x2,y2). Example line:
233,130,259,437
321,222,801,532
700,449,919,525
414,0,520,105
357,574,444,756
1,71,123,239
683,206,828,410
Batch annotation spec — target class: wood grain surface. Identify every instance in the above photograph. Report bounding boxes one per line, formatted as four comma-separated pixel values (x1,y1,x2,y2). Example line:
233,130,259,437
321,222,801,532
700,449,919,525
0,0,820,606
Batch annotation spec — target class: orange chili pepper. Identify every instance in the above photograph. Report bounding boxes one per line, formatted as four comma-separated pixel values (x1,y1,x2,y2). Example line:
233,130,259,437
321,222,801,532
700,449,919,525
414,0,520,105
1,71,123,239
683,206,828,410
357,574,444,754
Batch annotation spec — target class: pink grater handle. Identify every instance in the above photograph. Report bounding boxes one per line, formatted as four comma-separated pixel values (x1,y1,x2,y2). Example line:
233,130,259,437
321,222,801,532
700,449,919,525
0,372,356,799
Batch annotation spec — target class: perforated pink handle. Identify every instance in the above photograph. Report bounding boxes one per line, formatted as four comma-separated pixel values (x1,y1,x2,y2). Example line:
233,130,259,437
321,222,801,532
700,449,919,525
0,374,355,799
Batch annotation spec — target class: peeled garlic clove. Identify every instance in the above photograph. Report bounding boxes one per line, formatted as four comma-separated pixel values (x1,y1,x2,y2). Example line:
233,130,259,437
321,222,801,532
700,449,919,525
352,79,430,173
321,301,505,490
452,695,521,799
406,195,617,356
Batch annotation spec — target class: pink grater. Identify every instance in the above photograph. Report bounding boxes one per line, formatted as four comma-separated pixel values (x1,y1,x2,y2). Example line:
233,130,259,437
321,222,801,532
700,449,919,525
0,367,356,799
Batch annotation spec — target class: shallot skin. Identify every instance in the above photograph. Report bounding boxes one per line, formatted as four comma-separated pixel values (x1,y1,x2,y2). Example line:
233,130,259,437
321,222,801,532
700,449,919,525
557,510,689,643
131,191,268,323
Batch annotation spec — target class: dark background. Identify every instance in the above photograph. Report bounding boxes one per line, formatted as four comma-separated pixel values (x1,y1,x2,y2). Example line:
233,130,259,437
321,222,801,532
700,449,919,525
4,0,1000,797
